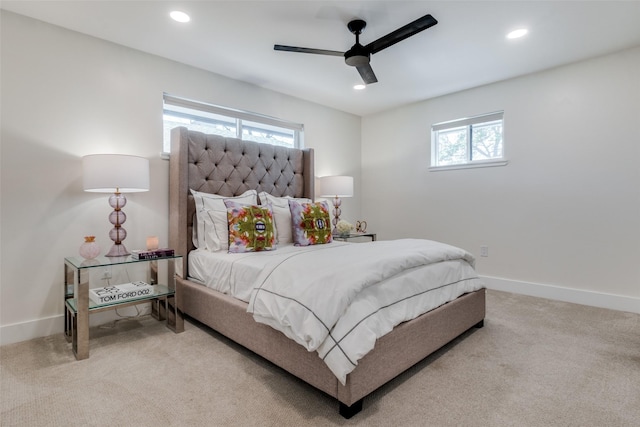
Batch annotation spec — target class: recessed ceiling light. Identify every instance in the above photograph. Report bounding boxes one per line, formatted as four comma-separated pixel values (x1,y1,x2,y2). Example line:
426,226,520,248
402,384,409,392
170,11,191,23
506,28,528,39
353,84,366,90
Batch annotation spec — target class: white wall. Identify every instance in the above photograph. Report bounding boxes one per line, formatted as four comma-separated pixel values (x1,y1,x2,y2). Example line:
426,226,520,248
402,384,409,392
362,47,640,310
2,11,638,346
0,11,361,344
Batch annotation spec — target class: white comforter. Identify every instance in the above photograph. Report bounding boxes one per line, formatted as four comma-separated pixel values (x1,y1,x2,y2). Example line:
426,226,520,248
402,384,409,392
245,239,484,384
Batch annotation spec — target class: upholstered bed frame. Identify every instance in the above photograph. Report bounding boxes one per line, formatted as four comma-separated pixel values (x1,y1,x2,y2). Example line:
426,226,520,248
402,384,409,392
168,127,486,417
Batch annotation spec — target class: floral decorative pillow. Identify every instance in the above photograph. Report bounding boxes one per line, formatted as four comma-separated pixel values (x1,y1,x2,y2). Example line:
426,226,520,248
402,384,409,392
225,201,276,253
258,192,311,244
288,200,333,246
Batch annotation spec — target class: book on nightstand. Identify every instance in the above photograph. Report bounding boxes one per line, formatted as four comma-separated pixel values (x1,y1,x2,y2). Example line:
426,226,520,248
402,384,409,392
89,281,155,305
131,248,175,260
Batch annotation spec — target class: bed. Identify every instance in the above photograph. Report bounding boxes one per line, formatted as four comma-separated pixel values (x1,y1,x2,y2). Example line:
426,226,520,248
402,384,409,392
168,126,486,418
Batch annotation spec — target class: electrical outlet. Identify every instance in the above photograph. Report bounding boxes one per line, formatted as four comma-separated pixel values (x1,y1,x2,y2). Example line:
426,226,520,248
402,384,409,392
480,246,489,257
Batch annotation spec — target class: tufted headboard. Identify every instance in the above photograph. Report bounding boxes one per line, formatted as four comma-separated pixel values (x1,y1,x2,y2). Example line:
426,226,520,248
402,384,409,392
168,126,314,278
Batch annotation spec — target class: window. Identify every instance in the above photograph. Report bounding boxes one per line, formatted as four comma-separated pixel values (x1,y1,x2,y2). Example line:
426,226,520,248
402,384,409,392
430,111,506,170
162,94,303,155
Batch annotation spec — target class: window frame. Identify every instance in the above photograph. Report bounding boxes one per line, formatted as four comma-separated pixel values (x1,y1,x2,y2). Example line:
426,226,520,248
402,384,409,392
162,94,304,158
430,111,507,171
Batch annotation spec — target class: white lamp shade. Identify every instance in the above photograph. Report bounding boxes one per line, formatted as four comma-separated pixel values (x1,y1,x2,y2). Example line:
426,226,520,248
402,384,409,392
82,154,150,193
320,175,354,197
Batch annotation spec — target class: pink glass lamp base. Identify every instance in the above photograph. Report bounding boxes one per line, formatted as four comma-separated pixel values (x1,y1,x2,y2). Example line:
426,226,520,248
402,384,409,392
331,196,342,234
106,242,130,257
105,192,130,257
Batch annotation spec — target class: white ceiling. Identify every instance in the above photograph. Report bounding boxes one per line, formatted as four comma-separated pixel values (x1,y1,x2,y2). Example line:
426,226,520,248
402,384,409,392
3,1,640,116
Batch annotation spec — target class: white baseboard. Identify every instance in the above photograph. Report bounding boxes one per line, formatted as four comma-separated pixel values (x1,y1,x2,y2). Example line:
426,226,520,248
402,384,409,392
2,279,637,346
0,304,152,346
481,275,640,314
0,314,64,346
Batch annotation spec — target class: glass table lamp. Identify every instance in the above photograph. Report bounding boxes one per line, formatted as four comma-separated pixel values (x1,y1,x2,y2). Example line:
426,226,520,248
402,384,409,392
82,154,150,257
319,175,354,234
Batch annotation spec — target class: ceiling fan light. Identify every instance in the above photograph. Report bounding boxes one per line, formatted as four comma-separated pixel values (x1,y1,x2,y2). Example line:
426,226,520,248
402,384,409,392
354,84,366,90
506,28,528,39
170,11,191,23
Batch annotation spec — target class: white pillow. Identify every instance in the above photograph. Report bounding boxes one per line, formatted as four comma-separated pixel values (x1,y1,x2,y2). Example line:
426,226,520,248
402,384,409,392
191,189,258,252
258,192,311,244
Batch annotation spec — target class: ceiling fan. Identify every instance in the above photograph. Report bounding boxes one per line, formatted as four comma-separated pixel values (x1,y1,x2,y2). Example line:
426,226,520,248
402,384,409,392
274,13,438,85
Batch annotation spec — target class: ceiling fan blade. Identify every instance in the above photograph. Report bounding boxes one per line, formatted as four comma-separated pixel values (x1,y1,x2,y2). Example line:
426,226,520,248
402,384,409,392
274,45,344,57
356,64,378,84
366,14,438,55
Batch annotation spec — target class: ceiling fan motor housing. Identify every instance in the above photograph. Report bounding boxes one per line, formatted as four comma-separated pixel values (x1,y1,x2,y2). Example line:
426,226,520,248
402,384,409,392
345,19,370,67
345,44,370,67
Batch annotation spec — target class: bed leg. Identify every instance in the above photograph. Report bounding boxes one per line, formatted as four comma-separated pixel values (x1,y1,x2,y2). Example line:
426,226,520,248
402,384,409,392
339,399,363,419
474,319,484,328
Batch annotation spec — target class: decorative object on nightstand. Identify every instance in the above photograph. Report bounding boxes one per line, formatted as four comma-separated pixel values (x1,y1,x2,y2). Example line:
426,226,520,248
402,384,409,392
131,248,175,260
82,154,150,257
78,235,101,260
356,220,367,233
319,175,354,234
336,219,355,238
146,236,159,250
88,281,154,305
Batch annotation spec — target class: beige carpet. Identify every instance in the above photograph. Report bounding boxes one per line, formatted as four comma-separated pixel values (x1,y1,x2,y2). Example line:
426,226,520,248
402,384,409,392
1,290,638,426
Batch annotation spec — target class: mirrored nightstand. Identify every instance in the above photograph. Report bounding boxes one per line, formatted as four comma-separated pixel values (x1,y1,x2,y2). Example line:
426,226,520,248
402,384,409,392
64,255,183,360
333,232,377,242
